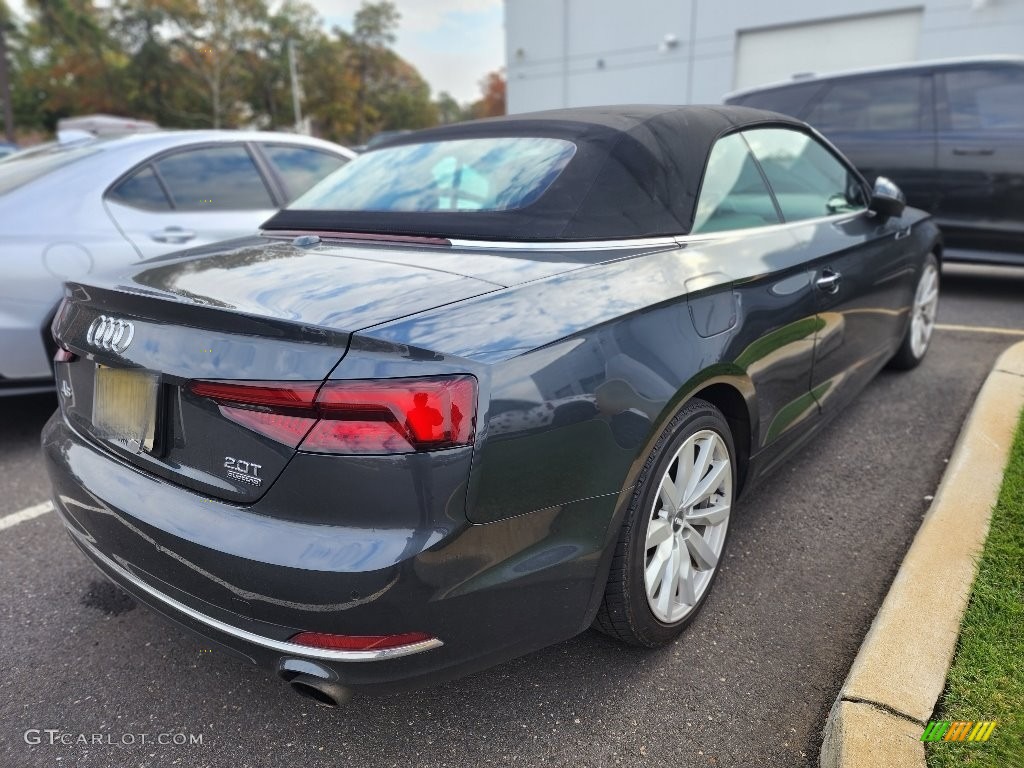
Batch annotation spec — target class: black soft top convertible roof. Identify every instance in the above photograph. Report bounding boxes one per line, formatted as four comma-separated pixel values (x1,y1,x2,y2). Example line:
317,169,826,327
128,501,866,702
263,105,803,242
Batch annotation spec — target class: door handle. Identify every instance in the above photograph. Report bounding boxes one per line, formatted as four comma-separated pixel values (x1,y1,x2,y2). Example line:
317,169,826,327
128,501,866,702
150,226,196,244
816,269,842,295
952,147,994,156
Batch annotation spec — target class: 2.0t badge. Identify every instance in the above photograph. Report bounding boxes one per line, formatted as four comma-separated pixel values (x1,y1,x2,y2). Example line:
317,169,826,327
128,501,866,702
224,456,262,487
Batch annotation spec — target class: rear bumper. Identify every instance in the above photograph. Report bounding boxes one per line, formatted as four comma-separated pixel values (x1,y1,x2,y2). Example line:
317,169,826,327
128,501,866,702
42,412,622,694
68,529,443,662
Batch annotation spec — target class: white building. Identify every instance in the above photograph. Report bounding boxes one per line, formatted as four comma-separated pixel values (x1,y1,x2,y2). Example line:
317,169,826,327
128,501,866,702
504,0,1024,113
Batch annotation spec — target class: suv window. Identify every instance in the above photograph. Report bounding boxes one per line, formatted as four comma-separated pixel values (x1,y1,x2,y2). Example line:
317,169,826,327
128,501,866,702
155,145,274,211
262,144,348,202
107,165,171,210
944,67,1024,130
692,133,780,233
806,75,925,132
743,128,867,222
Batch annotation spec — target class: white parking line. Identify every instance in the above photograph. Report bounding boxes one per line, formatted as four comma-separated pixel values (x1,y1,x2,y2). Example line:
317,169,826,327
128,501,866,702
936,324,1024,337
0,501,54,532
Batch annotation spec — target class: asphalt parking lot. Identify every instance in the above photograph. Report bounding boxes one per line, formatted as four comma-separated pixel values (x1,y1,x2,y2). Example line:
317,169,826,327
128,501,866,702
1,261,1022,768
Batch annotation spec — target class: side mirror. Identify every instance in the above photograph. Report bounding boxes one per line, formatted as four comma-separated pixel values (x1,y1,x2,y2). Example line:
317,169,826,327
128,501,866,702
869,176,906,219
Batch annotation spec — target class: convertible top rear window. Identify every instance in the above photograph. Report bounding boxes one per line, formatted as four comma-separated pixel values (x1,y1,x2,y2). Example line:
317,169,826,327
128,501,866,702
291,137,577,213
264,105,808,242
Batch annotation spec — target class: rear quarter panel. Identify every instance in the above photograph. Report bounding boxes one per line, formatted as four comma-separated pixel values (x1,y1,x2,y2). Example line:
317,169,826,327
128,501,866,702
363,228,828,524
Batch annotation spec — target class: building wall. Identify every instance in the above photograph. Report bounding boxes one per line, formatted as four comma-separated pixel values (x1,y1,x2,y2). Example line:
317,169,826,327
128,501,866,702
505,0,1024,113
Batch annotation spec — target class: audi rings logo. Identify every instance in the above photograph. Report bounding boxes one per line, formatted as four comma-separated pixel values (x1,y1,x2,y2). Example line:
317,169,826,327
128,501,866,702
86,315,135,354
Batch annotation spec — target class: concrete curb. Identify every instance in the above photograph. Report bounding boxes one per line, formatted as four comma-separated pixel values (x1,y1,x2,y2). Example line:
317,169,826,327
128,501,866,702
820,340,1024,768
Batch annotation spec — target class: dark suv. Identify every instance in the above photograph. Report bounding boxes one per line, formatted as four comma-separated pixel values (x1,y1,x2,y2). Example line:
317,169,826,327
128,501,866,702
725,56,1024,265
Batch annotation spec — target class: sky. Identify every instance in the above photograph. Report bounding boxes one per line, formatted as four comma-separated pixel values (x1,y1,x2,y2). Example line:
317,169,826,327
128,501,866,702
314,0,505,102
5,0,506,103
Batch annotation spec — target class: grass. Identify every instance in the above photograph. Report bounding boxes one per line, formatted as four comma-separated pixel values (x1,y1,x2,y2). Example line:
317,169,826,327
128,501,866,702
926,410,1024,767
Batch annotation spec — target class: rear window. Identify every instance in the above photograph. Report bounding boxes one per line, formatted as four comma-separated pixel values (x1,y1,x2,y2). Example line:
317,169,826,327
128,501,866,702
154,145,275,211
107,166,171,210
290,137,577,213
261,144,348,202
0,144,98,196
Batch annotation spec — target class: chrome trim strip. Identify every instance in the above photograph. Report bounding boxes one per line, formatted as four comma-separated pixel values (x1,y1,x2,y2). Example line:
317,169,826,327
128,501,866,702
71,528,444,662
446,235,681,251
263,210,871,253
676,210,869,244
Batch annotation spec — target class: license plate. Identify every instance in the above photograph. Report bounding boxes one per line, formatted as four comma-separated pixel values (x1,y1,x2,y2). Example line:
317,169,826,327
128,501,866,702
92,365,158,453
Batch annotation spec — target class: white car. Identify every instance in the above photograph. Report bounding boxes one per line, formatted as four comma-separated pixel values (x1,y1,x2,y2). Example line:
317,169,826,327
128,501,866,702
0,130,355,394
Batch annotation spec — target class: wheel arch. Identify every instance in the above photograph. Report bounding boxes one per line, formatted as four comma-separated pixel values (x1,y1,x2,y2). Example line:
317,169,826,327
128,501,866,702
626,369,758,499
688,381,753,494
578,370,757,633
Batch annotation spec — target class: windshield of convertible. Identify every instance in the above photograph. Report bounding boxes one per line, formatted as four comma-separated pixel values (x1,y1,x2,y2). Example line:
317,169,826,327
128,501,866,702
289,137,577,213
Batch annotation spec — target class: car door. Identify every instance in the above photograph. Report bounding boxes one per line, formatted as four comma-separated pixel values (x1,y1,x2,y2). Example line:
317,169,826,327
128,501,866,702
743,127,916,416
105,143,280,258
803,72,937,214
690,132,821,456
934,63,1024,254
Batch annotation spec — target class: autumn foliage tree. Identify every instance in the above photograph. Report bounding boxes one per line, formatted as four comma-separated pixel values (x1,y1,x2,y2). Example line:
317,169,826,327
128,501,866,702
4,0,441,145
470,69,506,118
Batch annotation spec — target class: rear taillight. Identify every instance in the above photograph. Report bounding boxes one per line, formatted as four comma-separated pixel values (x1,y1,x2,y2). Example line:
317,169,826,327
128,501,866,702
51,298,77,362
53,346,77,363
289,631,436,651
189,375,477,454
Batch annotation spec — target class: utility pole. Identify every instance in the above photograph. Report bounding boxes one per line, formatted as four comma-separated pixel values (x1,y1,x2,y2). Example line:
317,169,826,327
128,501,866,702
287,39,304,134
0,15,14,142
561,0,569,107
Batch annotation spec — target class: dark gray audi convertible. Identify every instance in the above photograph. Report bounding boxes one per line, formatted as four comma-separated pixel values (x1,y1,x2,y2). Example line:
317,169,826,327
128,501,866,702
43,106,941,705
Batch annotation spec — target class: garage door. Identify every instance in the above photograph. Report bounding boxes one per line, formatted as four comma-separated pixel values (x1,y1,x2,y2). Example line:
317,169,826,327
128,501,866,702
734,10,923,91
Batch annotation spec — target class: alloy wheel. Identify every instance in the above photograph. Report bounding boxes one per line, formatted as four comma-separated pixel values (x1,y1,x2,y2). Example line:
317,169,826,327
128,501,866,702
643,429,732,624
910,262,939,359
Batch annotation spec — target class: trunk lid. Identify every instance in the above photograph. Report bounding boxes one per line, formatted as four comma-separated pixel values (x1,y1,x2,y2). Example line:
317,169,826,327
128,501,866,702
53,237,499,502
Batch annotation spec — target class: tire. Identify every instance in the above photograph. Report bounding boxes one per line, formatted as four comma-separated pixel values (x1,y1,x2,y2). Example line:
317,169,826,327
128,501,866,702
594,398,736,647
888,253,940,371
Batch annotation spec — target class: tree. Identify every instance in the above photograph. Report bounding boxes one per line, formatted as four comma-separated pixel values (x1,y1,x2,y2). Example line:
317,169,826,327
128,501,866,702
351,0,399,143
434,91,464,125
19,0,124,126
3,0,444,144
245,0,323,130
112,0,204,126
0,0,13,140
369,54,437,133
170,0,268,128
470,69,505,118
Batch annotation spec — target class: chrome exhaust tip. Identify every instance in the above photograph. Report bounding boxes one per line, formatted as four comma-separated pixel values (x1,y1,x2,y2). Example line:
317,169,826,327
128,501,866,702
287,673,353,707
